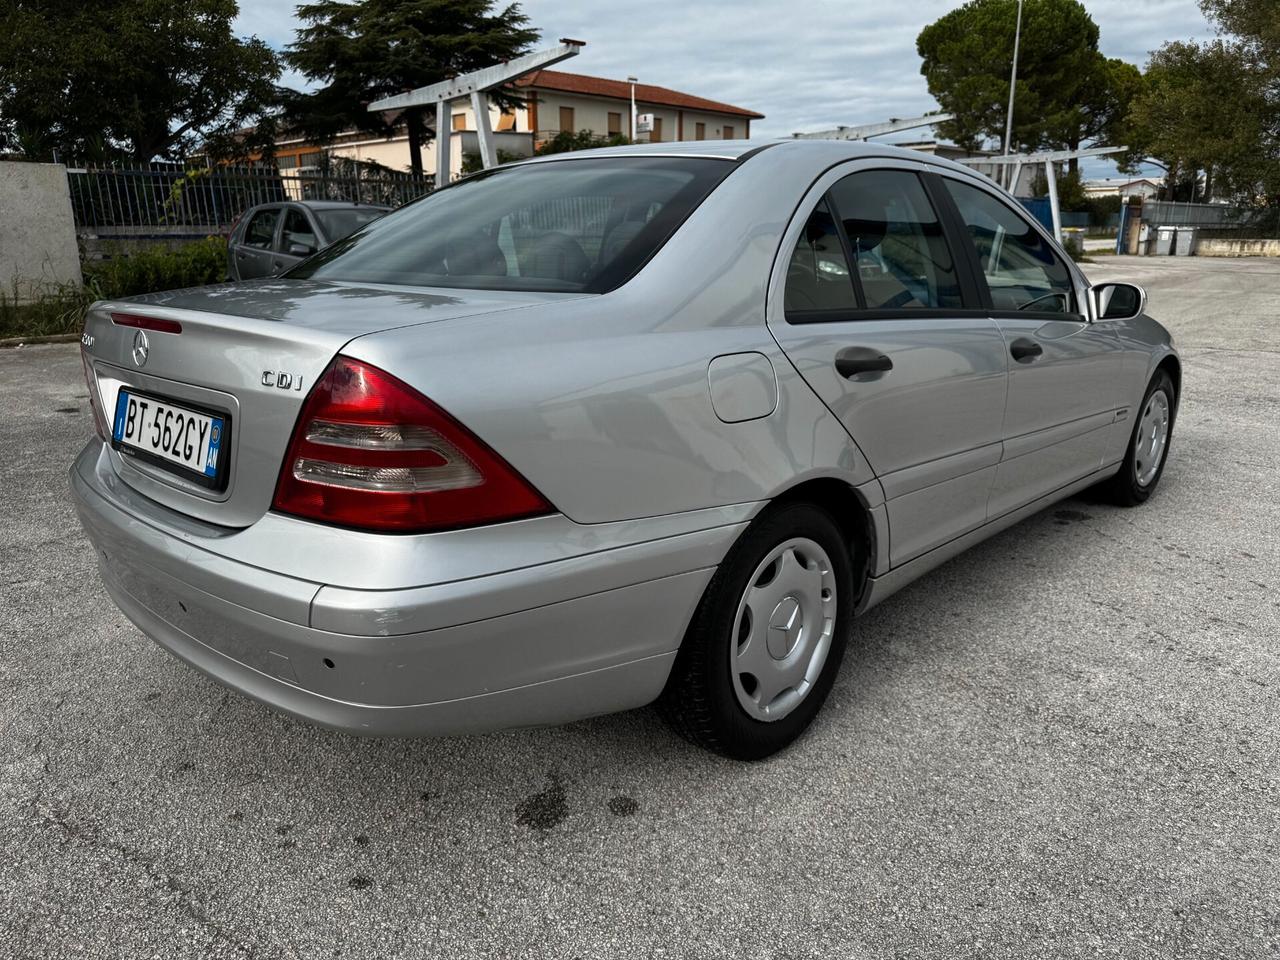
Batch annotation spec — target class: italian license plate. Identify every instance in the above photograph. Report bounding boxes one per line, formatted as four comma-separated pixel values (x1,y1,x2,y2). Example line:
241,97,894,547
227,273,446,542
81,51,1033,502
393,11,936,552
112,389,226,482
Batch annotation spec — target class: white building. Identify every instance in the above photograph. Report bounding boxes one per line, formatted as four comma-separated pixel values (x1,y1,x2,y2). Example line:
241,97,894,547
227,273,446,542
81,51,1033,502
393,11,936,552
1083,177,1163,200
273,70,764,182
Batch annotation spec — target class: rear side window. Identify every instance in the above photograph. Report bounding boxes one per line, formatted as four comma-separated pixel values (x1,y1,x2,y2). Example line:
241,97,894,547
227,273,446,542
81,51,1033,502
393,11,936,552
827,170,963,310
944,179,1075,314
313,207,386,242
784,199,856,313
244,208,279,249
289,157,735,293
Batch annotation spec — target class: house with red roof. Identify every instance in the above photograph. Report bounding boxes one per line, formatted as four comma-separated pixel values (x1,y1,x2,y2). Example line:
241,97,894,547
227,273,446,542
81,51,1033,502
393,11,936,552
270,69,764,183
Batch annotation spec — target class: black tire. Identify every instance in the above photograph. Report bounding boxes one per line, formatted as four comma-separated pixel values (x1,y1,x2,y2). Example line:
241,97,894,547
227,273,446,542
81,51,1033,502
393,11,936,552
657,501,857,761
1099,369,1176,507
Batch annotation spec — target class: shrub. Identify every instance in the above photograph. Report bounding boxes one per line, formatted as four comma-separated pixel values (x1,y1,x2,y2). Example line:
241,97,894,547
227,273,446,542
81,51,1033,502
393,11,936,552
86,237,228,300
1,237,228,340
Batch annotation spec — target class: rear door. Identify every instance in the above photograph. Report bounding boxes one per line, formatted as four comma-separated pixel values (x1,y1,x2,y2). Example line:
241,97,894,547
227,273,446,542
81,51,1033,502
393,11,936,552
769,160,1010,567
232,205,282,279
935,174,1125,516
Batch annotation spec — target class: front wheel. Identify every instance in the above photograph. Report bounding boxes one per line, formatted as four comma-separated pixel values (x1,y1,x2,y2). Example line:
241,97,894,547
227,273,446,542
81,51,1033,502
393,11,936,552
1100,370,1176,506
657,501,856,760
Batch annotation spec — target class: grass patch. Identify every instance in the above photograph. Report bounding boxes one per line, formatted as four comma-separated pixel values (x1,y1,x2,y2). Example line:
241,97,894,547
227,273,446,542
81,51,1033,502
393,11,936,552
1,238,228,341
0,282,93,340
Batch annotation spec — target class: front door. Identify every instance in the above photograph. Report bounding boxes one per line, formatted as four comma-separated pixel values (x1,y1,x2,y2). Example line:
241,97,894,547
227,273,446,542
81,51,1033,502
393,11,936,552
274,206,320,275
937,176,1125,516
770,163,1010,567
233,206,282,279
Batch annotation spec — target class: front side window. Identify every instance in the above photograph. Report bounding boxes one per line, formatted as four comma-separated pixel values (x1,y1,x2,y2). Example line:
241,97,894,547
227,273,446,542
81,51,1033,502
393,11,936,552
784,198,856,314
289,157,734,293
944,179,1075,314
279,208,317,253
244,208,279,249
828,170,963,310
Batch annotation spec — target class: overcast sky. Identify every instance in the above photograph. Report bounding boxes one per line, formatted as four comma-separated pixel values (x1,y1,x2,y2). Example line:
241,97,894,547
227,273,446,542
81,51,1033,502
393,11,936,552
235,0,1217,177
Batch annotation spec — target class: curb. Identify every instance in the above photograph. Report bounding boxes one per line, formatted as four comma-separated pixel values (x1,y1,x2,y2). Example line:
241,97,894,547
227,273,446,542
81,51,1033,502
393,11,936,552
0,334,81,349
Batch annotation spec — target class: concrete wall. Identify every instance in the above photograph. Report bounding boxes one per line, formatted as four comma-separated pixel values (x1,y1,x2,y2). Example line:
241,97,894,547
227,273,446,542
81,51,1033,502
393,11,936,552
0,161,83,300
1195,237,1280,258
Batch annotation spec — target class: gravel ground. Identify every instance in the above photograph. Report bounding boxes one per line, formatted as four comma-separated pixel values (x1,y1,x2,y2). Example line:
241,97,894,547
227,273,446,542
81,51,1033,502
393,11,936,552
1,256,1277,959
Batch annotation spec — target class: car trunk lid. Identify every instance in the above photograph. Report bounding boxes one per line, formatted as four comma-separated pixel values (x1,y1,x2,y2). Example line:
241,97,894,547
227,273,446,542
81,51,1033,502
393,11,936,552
81,279,578,528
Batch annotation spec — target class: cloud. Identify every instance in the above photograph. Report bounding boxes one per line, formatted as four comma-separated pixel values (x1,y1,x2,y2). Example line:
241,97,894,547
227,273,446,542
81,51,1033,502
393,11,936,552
235,0,1211,174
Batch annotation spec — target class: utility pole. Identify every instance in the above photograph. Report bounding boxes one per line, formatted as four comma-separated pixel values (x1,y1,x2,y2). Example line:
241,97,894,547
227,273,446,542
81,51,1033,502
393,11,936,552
628,76,638,141
1003,0,1024,187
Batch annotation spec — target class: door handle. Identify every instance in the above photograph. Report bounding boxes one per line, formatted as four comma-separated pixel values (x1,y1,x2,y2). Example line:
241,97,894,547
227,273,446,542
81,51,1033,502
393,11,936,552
1010,338,1043,363
835,347,894,379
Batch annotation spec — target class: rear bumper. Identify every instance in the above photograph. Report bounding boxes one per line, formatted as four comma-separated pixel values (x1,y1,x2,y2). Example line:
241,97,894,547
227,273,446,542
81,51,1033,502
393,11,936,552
70,443,735,736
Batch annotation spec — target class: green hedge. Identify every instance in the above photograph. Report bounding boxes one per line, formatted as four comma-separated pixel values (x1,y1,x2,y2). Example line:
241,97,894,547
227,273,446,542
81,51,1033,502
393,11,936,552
87,237,227,300
1,237,227,341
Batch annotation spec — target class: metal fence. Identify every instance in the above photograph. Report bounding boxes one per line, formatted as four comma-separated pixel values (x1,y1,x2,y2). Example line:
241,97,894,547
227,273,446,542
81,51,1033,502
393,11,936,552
1140,200,1249,228
67,162,433,237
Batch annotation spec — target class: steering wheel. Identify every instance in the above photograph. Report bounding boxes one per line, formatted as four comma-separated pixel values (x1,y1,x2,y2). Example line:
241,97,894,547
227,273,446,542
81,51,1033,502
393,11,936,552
1018,291,1068,312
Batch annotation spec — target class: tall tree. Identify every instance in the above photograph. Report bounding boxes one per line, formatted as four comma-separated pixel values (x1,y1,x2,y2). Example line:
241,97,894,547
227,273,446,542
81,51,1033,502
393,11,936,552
0,0,280,163
284,0,539,179
917,0,1133,170
1128,41,1278,205
1200,0,1280,63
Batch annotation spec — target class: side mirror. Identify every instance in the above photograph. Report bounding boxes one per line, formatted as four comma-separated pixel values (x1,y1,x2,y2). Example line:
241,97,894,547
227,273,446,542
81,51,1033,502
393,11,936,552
288,241,315,257
1091,282,1146,322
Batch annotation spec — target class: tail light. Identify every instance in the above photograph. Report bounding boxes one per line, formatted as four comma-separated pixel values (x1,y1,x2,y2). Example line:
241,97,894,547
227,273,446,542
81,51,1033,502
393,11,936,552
272,356,552,533
80,345,107,440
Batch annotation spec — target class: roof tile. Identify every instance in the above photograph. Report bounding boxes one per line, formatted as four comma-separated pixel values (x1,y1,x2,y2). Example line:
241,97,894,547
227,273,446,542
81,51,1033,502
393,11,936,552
515,70,764,120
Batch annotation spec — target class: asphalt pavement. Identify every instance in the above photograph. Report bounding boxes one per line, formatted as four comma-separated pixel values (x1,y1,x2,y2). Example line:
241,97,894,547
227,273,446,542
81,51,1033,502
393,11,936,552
1,256,1277,958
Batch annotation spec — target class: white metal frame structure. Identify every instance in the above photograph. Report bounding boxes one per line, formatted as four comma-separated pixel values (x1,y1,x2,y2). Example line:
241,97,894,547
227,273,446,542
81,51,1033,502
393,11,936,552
959,145,1129,242
367,40,585,184
791,114,955,142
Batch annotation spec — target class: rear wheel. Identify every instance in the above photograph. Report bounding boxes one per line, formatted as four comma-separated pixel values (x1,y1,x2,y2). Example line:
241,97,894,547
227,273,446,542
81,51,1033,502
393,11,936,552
658,501,856,760
1100,370,1176,506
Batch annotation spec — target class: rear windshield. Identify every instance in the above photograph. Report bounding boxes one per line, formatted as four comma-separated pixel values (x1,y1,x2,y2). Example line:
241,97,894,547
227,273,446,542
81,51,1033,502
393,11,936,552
288,156,735,293
314,207,388,241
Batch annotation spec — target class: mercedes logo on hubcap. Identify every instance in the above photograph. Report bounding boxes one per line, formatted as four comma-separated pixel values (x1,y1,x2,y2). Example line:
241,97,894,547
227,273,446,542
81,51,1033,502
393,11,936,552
131,329,149,367
767,596,803,659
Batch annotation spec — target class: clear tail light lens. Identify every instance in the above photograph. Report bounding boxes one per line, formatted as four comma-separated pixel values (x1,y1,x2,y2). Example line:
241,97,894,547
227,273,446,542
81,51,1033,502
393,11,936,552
272,356,552,533
80,346,107,440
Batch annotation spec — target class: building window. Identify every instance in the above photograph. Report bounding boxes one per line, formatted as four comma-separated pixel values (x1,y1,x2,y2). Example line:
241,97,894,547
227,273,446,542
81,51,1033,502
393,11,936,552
695,122,706,141
651,117,663,142
452,113,466,131
276,154,299,170
723,125,735,140
559,106,574,133
608,112,621,136
299,151,323,168
496,111,516,131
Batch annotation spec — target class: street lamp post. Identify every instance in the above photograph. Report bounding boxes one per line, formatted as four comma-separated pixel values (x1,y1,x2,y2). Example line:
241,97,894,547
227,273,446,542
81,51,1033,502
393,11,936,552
628,76,638,141
1003,0,1024,187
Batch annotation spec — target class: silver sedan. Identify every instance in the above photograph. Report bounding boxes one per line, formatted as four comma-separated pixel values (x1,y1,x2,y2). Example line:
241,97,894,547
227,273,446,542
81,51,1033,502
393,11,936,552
71,141,1179,759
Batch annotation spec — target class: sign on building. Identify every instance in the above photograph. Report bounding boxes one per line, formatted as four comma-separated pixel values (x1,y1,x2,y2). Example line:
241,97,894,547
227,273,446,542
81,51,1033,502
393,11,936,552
636,113,654,134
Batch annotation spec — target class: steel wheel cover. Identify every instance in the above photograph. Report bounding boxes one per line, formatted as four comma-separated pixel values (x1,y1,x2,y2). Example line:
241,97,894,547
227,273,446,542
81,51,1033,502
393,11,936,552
1135,390,1170,487
730,537,838,722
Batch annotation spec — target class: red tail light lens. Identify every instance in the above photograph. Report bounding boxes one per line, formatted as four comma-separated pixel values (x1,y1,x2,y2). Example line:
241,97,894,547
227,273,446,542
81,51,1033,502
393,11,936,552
272,356,552,533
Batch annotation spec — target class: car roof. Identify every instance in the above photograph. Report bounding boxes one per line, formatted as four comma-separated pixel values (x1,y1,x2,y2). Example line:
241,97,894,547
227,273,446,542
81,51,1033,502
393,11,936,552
294,200,391,210
515,138,985,179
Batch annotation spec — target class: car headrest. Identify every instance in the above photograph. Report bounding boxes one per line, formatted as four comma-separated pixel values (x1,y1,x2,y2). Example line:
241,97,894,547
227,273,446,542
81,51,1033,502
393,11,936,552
842,216,888,253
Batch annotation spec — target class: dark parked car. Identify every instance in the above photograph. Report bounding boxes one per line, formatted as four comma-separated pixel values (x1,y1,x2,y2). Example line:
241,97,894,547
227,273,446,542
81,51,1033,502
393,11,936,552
226,200,390,281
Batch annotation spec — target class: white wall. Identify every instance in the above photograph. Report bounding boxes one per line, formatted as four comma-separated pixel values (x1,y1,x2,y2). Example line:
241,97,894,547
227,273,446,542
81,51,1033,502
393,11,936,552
0,162,82,301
